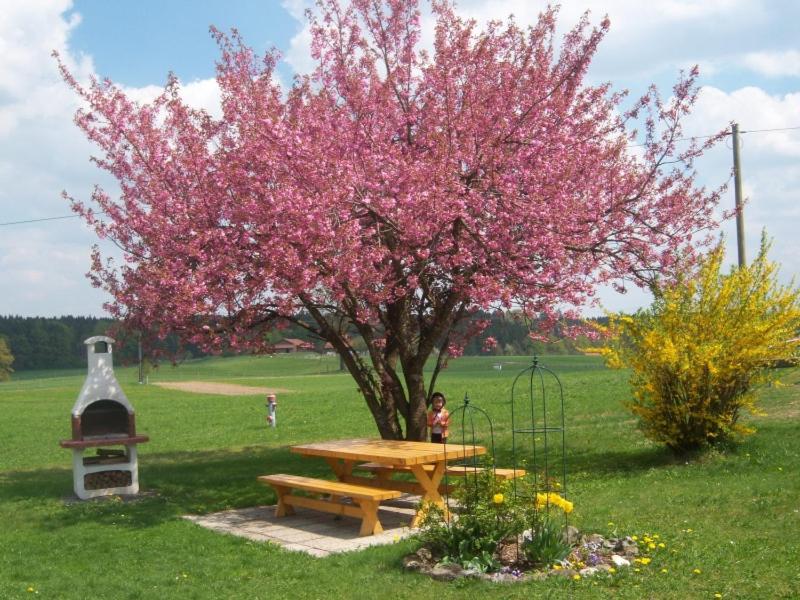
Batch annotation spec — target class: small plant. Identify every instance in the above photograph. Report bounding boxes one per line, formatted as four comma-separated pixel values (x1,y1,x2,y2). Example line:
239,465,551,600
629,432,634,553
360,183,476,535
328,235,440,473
520,514,571,566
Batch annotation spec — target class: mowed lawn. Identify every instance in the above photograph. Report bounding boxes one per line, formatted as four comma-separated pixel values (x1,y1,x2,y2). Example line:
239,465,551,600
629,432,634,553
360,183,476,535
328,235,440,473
1,354,798,599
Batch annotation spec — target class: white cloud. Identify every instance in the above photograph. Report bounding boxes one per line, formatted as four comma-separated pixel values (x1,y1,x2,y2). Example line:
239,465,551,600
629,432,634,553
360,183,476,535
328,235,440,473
181,78,222,118
280,0,315,76
122,77,222,118
743,50,800,78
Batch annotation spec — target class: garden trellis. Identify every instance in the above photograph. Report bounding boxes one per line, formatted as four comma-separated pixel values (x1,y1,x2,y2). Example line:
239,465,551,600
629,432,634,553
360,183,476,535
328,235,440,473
510,356,568,522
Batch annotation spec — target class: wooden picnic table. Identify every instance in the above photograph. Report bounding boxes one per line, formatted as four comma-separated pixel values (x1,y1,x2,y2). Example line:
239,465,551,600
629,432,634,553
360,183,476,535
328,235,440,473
291,438,487,527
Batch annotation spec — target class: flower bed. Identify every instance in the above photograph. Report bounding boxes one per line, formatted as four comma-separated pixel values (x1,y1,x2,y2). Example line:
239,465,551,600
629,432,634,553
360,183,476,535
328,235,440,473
408,471,654,583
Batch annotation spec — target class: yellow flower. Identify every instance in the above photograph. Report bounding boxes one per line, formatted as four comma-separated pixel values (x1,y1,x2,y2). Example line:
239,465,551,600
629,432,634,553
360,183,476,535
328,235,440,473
631,535,638,541
714,594,722,599
553,564,562,570
572,574,581,581
693,568,702,574
27,588,35,593
608,567,617,574
492,493,504,504
648,542,657,550
661,569,668,574
640,557,651,565
634,568,641,573
658,542,666,548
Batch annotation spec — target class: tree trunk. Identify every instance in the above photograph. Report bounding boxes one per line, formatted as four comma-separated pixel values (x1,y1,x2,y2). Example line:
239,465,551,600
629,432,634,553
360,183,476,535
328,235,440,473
403,364,429,441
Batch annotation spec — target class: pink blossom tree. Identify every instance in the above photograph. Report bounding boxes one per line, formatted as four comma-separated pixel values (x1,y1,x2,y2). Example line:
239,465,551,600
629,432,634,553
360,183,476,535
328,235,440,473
58,1,724,440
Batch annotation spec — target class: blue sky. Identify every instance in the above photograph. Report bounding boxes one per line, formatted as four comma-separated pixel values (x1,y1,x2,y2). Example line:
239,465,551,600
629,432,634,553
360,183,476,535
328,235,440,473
1,0,799,318
68,1,297,87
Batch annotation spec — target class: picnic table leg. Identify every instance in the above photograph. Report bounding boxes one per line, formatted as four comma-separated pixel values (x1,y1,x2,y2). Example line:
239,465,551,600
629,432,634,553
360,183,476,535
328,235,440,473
324,458,356,502
272,484,296,517
324,457,356,480
409,462,448,528
356,499,383,536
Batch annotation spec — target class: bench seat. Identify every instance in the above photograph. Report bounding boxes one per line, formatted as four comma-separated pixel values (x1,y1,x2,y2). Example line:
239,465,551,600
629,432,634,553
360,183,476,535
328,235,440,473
358,462,526,480
258,474,402,536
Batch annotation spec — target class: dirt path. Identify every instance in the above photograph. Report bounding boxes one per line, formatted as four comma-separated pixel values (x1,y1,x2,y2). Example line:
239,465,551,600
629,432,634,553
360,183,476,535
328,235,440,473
152,381,290,396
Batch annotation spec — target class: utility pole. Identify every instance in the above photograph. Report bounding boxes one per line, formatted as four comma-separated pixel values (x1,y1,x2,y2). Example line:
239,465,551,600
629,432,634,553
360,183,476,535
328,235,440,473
732,123,746,267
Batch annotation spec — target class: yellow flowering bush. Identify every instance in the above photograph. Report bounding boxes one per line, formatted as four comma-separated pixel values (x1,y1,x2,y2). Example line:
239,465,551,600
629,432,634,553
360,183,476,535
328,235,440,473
599,237,800,452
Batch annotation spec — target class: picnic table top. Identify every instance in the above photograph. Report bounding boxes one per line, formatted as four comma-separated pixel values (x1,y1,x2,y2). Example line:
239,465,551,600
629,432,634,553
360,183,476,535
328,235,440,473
290,438,486,467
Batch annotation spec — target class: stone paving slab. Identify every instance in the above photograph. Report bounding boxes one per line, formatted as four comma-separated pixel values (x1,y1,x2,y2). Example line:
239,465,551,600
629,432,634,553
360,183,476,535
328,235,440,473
183,495,421,557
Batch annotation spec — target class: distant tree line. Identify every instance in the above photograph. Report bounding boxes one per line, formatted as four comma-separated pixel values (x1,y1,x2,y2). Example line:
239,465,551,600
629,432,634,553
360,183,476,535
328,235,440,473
0,313,605,372
0,316,127,370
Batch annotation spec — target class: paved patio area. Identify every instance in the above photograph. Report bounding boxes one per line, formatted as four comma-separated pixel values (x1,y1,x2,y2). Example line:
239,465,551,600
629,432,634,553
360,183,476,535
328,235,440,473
183,495,421,557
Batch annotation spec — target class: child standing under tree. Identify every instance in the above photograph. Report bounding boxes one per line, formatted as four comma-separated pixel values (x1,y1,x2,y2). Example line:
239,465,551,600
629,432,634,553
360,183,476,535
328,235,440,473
427,392,449,443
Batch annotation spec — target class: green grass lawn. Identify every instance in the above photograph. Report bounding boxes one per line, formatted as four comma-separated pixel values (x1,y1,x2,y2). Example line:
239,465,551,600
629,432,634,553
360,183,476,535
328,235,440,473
1,354,798,599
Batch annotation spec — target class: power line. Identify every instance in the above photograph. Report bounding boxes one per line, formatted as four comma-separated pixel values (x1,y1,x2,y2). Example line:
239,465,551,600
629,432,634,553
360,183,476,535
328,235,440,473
741,125,800,134
0,214,80,227
626,123,800,148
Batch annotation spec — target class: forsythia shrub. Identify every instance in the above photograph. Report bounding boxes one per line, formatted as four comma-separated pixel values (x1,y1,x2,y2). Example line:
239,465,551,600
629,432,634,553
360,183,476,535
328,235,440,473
600,237,800,452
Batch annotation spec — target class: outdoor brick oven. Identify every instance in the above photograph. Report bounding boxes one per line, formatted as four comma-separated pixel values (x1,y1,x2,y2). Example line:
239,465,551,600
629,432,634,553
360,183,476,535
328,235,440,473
60,336,149,499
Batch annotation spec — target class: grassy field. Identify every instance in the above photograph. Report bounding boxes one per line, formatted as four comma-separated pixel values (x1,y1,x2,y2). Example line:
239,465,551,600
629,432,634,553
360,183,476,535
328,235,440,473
1,353,798,599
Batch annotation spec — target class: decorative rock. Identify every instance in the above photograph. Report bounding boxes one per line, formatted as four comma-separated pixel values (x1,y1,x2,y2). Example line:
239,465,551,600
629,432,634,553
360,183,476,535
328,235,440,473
483,572,521,583
611,554,631,567
403,556,424,572
416,547,433,563
562,525,581,545
585,533,605,545
579,567,599,577
430,563,466,581
618,538,639,557
462,568,484,578
494,537,521,566
404,548,438,572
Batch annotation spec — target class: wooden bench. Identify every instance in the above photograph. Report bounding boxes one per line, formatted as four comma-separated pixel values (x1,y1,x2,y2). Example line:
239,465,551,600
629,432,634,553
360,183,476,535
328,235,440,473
358,462,526,480
257,474,403,536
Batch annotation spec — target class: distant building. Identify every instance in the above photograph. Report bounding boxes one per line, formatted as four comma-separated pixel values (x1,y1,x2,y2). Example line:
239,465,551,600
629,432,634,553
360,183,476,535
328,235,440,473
272,338,314,353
